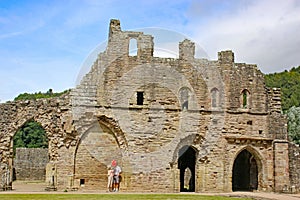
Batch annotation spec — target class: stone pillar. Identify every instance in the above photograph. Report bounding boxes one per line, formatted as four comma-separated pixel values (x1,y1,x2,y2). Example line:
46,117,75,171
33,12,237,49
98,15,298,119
179,39,195,62
273,141,290,192
173,168,180,192
218,50,234,64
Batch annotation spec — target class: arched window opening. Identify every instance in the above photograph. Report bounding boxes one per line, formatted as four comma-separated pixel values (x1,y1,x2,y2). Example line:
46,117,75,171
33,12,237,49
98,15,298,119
241,89,250,108
179,88,190,110
211,88,219,108
232,149,258,191
129,38,138,56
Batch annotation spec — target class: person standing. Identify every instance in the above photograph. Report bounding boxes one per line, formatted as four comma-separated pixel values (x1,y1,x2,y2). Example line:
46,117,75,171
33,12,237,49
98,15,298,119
107,166,114,192
111,160,122,192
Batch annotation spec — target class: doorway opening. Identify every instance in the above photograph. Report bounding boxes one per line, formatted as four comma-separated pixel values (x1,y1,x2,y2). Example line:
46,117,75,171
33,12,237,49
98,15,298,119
178,145,196,192
232,149,258,191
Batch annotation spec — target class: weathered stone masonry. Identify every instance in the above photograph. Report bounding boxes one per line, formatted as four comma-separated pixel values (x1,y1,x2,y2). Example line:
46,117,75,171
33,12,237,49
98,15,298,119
0,19,299,193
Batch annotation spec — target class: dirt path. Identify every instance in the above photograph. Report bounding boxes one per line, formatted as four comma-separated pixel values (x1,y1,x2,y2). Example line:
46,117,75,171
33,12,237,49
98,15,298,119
3,181,300,200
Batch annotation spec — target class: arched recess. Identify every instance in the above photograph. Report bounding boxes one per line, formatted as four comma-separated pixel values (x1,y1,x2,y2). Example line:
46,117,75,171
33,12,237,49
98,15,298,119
232,147,262,191
73,115,128,189
11,118,49,189
179,87,192,110
211,87,219,108
178,145,197,192
240,89,250,109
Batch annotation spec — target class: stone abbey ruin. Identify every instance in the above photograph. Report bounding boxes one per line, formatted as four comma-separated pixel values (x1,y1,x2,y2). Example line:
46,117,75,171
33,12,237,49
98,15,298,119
1,19,300,193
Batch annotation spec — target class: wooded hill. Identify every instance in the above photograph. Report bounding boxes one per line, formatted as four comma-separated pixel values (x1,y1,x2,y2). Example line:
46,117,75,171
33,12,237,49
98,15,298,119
265,66,300,112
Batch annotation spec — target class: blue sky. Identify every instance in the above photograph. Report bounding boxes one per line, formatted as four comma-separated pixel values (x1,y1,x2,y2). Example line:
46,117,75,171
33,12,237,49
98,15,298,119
1,0,300,102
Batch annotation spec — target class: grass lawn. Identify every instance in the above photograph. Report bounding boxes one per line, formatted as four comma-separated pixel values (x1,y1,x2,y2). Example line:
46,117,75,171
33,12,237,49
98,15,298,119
0,193,251,200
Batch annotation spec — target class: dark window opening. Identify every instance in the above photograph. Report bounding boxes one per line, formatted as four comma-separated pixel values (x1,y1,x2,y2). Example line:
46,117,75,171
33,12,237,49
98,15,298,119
182,101,188,110
137,92,144,105
259,130,263,134
80,179,85,185
247,121,253,125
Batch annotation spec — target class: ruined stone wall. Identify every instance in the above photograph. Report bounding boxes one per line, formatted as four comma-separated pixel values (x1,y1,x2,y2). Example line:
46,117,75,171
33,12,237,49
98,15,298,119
289,142,300,193
14,148,48,180
0,19,293,193
0,94,78,189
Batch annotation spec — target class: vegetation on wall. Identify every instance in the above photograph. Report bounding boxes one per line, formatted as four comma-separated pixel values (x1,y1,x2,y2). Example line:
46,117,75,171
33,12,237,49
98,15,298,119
14,89,70,101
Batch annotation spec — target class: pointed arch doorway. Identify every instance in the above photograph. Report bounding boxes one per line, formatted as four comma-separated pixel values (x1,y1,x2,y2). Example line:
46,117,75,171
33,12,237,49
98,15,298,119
178,146,196,192
232,149,258,191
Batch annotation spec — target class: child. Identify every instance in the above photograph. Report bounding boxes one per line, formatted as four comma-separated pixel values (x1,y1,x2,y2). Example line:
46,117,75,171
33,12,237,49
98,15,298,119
107,166,114,192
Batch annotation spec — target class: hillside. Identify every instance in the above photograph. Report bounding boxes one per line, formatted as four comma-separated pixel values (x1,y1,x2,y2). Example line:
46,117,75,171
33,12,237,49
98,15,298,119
265,66,300,111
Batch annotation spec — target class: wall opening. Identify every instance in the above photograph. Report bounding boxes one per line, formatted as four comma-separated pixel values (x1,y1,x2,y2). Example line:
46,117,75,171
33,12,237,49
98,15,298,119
80,179,85,186
179,87,190,110
137,91,144,105
241,89,250,108
178,146,196,192
129,38,138,56
13,120,48,181
232,149,258,191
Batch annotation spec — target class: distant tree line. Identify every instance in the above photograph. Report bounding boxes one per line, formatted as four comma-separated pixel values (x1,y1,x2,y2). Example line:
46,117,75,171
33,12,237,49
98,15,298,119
14,89,70,101
265,66,300,111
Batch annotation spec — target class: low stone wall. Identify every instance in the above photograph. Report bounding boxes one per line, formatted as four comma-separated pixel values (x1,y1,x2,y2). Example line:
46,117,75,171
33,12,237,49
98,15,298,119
14,148,48,181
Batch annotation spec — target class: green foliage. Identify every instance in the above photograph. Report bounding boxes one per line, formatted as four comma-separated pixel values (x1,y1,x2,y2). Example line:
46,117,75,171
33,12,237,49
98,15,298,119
13,120,48,153
14,89,70,101
265,66,300,111
287,106,300,145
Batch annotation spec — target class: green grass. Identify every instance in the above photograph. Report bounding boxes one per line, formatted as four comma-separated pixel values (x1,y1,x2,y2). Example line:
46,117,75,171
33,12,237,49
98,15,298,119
0,194,251,200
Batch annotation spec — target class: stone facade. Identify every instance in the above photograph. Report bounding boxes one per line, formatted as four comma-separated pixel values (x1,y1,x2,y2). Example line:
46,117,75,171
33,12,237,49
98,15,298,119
0,19,298,193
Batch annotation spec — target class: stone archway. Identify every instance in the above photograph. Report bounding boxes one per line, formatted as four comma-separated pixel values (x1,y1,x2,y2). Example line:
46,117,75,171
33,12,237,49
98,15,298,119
232,149,258,191
13,119,49,181
73,116,128,190
178,145,197,192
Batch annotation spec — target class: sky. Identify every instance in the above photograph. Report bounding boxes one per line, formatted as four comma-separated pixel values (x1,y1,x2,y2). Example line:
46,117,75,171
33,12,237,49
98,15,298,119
0,0,300,102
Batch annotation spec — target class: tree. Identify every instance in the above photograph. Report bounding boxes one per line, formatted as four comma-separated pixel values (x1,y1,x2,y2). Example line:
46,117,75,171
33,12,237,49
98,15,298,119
13,120,48,153
14,89,70,101
287,106,300,145
265,66,300,111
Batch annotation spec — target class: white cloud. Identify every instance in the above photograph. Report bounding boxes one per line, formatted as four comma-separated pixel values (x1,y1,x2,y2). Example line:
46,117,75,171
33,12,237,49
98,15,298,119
188,0,300,73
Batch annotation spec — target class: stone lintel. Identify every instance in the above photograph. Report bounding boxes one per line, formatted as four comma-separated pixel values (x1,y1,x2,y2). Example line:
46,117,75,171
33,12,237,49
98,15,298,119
225,135,273,145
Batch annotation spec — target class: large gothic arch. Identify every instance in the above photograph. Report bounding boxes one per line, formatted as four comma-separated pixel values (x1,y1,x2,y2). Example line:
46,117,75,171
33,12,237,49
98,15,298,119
231,146,264,192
